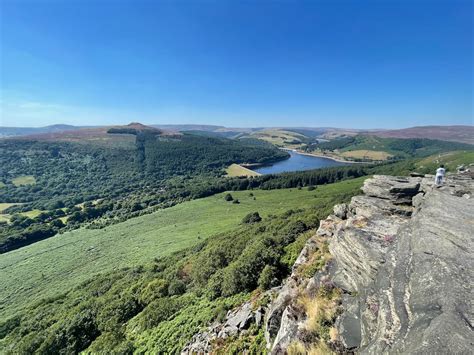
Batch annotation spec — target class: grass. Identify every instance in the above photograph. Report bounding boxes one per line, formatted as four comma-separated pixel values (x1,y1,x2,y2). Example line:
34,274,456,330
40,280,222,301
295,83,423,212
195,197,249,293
0,177,365,319
340,149,392,161
11,175,36,186
21,209,43,219
415,150,474,173
0,206,44,223
0,203,21,223
226,164,261,177
0,203,19,213
250,129,307,147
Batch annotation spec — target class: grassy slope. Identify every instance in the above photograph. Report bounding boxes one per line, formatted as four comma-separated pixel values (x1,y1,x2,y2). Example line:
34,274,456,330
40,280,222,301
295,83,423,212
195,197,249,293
0,203,19,223
226,163,261,177
415,150,474,173
340,149,392,160
340,135,392,152
250,129,308,147
0,178,365,319
11,175,36,186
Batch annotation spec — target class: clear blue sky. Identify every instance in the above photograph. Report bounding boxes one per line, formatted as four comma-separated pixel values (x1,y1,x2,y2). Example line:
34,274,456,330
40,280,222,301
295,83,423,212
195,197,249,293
0,0,472,128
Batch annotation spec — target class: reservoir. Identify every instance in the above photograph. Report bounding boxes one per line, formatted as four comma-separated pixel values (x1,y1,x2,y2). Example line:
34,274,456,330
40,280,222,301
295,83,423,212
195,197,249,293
252,150,348,174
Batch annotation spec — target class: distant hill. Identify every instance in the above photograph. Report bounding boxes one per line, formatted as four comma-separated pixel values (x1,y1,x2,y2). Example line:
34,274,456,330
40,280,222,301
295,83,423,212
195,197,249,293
3,124,472,144
0,124,89,138
372,125,474,144
151,124,227,132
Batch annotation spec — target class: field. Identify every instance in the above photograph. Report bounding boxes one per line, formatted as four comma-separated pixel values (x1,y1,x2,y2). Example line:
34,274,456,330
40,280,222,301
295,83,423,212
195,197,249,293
0,203,19,222
0,206,43,223
340,149,392,161
0,177,365,319
225,163,261,177
249,129,308,147
11,175,36,186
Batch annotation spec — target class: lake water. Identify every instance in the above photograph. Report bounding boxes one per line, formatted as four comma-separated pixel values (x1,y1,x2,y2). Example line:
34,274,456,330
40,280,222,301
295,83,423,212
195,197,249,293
252,150,348,174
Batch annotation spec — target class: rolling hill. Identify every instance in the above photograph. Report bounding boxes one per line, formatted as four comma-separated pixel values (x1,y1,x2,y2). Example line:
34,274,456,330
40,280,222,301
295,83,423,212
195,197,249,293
0,124,89,138
372,125,474,144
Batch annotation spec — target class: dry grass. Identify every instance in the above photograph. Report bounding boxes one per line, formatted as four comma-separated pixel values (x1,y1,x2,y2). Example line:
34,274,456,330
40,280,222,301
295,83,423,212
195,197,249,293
225,163,261,177
298,293,339,334
329,327,339,342
288,341,307,355
341,150,392,161
288,339,334,355
0,203,22,223
250,129,306,147
308,340,334,354
0,203,19,213
12,175,36,186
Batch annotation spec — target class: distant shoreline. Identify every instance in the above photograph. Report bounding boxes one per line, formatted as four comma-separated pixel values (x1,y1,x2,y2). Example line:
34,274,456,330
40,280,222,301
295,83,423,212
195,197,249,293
282,148,366,164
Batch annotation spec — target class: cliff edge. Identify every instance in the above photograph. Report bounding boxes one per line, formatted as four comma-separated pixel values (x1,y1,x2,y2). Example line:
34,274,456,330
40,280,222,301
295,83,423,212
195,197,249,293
266,173,473,353
183,173,473,354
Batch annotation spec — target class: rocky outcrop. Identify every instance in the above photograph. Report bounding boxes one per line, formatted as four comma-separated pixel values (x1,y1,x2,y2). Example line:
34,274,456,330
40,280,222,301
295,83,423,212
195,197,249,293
182,300,266,354
265,173,473,354
331,174,473,354
183,172,474,354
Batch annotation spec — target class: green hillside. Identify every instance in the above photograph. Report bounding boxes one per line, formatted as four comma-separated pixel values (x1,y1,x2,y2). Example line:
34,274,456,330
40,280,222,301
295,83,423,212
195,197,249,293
415,150,474,173
305,135,474,162
0,132,288,252
0,178,365,320
0,177,365,353
247,129,313,148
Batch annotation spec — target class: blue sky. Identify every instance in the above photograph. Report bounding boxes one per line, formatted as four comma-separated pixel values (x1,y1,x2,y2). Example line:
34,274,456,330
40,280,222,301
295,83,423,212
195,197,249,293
0,0,472,128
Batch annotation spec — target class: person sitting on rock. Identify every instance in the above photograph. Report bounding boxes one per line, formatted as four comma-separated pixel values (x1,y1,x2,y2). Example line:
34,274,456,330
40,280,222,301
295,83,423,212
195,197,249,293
435,164,446,186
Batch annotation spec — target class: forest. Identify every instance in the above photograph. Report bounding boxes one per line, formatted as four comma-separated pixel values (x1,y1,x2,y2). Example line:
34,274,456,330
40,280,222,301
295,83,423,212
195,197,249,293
303,135,473,160
0,134,288,252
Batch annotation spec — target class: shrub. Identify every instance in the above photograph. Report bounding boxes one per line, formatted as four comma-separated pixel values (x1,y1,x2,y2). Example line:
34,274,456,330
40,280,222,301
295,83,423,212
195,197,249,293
139,279,169,304
258,265,277,290
242,212,262,224
168,280,186,296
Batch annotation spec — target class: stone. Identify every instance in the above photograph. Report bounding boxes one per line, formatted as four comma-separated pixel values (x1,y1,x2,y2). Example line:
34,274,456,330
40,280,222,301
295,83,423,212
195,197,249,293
334,174,474,354
225,302,253,330
255,307,263,327
333,203,349,219
270,305,301,353
411,192,424,208
264,173,474,355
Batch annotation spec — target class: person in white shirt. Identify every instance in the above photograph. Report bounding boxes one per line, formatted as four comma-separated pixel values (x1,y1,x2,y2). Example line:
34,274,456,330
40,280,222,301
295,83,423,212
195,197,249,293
435,164,445,186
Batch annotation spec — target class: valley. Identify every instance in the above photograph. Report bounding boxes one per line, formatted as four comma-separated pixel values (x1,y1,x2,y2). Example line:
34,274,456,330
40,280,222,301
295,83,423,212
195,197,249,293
0,123,472,354
1,184,359,319
1,2,471,353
